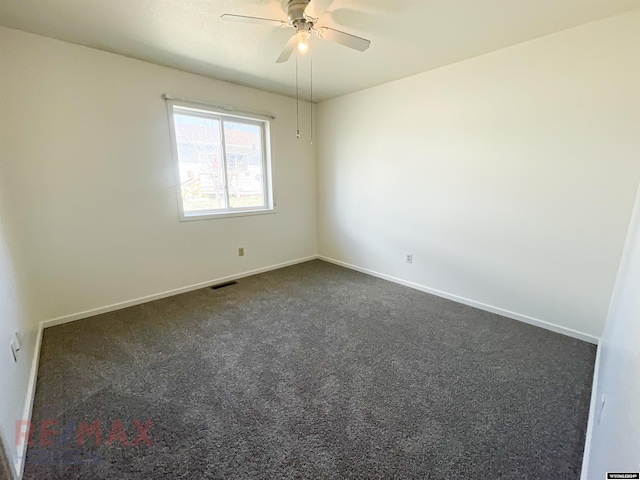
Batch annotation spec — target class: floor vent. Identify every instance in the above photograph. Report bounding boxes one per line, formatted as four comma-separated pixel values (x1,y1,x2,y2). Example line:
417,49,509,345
211,281,238,290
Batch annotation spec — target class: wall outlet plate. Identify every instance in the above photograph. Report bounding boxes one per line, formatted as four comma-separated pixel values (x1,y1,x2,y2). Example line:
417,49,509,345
238,247,245,257
406,254,413,264
10,339,19,362
597,394,606,424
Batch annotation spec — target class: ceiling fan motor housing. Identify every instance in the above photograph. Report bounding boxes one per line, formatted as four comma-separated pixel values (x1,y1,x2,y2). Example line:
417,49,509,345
287,0,312,26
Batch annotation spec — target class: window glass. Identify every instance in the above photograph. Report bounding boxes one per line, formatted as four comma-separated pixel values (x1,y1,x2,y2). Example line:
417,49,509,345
168,104,273,220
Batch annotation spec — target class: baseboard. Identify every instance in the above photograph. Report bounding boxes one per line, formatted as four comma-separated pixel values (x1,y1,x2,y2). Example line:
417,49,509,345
18,256,318,477
0,425,18,480
14,323,44,479
17,253,598,478
41,255,319,329
318,255,599,345
580,342,602,479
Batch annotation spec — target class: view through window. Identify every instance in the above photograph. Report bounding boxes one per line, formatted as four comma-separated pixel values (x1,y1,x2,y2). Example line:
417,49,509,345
169,103,272,219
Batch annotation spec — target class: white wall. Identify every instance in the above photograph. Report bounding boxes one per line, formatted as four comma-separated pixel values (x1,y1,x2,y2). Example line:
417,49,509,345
0,27,317,324
0,166,37,477
317,11,640,340
1,11,639,477
583,184,640,477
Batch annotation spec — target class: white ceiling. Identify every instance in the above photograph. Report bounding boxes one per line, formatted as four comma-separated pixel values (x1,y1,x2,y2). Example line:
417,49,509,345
1,0,639,102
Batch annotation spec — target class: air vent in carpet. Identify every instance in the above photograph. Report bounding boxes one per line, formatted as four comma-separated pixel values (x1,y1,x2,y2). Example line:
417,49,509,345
211,281,238,290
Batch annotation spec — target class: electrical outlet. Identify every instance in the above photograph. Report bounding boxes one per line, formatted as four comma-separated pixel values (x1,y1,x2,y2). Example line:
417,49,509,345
238,247,245,257
406,254,413,264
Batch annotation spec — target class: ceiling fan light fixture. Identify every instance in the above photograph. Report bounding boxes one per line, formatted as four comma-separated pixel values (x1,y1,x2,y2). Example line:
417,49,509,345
221,0,371,140
296,30,311,54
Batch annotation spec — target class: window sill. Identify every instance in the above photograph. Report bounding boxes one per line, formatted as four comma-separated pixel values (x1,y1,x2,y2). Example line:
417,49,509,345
179,208,275,222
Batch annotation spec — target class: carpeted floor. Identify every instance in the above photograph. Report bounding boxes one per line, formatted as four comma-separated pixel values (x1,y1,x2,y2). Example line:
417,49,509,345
24,260,595,479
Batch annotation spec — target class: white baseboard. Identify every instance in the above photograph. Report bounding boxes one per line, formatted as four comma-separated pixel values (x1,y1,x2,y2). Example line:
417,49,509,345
15,255,318,478
318,255,599,345
38,252,599,342
41,255,319,329
17,253,598,479
580,342,602,480
14,323,43,479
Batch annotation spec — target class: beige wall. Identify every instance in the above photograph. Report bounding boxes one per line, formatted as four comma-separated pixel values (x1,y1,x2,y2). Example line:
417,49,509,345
2,9,640,478
317,11,640,340
0,27,317,324
0,158,36,478
0,27,317,476
583,185,640,476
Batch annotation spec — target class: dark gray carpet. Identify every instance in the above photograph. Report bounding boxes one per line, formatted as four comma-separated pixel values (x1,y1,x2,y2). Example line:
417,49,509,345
24,260,595,479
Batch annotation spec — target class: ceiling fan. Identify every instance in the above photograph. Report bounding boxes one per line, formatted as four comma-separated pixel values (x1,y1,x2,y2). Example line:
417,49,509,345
221,0,371,63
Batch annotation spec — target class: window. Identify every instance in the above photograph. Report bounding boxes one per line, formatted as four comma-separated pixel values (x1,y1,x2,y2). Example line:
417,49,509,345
167,101,274,220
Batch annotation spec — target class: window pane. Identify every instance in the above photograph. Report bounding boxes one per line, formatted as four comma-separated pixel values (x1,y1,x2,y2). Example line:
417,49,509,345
223,121,265,209
173,112,226,213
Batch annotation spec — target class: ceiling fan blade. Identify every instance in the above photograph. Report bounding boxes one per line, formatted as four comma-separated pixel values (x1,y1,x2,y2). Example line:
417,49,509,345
220,14,289,28
304,0,336,21
276,35,298,64
315,27,371,52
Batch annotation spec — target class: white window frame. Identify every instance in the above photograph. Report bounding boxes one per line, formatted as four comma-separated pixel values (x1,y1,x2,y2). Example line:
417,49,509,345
166,100,275,221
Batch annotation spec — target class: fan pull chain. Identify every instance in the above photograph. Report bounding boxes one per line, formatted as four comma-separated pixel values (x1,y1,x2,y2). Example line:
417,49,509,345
310,48,313,145
295,52,300,139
